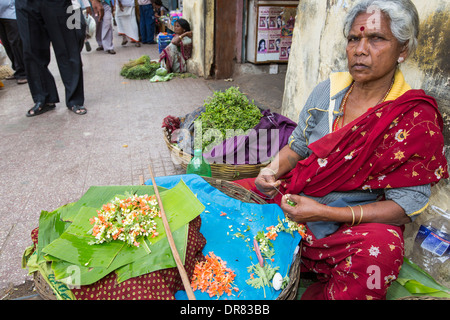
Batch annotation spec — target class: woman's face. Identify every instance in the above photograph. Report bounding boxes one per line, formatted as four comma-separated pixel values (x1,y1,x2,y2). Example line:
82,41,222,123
174,22,185,35
346,12,408,84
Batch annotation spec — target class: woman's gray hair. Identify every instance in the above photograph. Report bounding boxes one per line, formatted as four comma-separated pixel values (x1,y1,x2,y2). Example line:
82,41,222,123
343,0,420,56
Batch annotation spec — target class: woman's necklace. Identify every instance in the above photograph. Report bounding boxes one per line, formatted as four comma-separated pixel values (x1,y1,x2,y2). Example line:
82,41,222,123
333,78,394,132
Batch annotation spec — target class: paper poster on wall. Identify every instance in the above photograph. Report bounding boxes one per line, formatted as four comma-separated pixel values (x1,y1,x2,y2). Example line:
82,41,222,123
279,37,292,61
257,33,268,53
256,6,296,63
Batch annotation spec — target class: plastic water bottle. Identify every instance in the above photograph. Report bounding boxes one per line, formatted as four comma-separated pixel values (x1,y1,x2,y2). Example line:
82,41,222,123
409,205,450,287
186,149,212,177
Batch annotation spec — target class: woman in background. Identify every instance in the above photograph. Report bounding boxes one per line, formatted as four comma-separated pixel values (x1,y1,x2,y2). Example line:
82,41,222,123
159,18,192,73
236,0,448,300
116,0,141,47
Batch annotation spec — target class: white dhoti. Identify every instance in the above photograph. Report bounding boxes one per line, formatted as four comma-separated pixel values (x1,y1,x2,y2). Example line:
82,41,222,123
115,6,140,42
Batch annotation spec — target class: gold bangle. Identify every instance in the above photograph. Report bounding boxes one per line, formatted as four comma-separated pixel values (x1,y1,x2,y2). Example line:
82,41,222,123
346,206,355,227
357,205,364,225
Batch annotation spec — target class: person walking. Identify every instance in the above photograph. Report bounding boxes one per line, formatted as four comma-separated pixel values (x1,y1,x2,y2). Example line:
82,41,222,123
116,0,141,47
71,0,92,52
138,0,155,44
95,0,115,54
15,0,101,116
0,0,27,84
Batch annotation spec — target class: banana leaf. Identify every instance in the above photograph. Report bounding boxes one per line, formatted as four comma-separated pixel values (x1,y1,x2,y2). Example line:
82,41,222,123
114,223,189,283
387,258,450,299
40,179,204,285
47,255,111,286
36,203,74,263
47,224,188,285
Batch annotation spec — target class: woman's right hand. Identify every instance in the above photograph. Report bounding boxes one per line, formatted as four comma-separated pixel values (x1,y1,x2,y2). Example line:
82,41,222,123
255,169,281,199
254,146,303,198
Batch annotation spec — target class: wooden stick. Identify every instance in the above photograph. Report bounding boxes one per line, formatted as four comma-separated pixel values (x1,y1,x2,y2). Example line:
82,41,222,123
147,165,196,300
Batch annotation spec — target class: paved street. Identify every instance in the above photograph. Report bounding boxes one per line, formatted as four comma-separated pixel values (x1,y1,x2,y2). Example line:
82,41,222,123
0,30,286,298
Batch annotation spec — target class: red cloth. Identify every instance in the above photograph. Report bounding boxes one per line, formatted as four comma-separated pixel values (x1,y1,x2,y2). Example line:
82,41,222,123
233,90,448,299
235,178,405,300
299,222,405,300
31,217,206,300
273,89,448,202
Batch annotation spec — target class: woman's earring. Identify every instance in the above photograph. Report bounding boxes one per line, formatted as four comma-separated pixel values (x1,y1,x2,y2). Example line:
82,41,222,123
397,57,404,63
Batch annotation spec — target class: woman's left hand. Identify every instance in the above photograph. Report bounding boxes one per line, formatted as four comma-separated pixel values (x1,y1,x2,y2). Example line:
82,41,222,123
280,194,326,223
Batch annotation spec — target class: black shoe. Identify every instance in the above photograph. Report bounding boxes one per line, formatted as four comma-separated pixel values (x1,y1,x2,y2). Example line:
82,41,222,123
85,41,92,52
68,105,87,115
26,102,56,117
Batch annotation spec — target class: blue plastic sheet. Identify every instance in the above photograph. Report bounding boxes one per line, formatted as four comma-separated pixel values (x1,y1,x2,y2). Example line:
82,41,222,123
146,174,302,300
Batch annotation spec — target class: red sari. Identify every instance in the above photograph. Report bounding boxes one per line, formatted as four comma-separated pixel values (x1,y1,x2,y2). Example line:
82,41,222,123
236,89,448,300
279,89,447,200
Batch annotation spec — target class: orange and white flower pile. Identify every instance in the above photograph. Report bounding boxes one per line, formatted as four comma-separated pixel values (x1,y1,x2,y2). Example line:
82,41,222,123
256,218,307,259
263,218,306,242
191,252,239,298
88,194,160,247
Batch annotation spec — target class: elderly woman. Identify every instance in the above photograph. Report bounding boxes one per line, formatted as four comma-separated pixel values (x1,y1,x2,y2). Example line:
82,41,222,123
237,0,448,300
159,18,192,73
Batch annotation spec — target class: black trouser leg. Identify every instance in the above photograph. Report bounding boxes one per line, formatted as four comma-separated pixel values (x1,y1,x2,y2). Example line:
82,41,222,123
44,5,85,107
0,20,15,69
15,0,84,107
0,18,27,79
16,0,58,104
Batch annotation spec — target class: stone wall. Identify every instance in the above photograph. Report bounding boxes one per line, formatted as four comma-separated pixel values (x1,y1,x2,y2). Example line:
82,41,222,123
182,0,215,78
281,0,449,145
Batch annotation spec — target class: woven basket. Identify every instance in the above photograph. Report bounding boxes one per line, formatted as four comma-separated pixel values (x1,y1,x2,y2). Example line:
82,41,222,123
202,177,268,204
34,272,57,300
33,178,302,300
163,128,269,181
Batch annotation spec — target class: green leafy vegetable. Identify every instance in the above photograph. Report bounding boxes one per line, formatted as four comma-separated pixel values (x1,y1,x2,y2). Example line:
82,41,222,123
196,87,263,151
120,55,160,80
255,230,275,260
246,263,279,298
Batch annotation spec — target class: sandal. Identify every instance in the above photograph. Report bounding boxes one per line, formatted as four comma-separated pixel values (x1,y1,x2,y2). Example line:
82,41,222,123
26,102,56,117
69,105,87,115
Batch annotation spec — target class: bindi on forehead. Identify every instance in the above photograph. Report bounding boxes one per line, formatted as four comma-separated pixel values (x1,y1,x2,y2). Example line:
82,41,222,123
353,12,385,32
